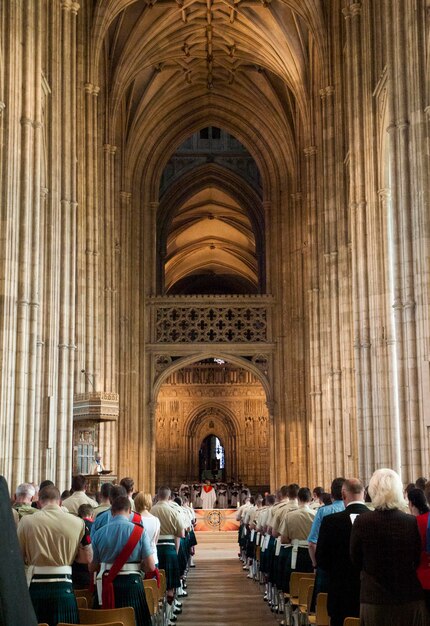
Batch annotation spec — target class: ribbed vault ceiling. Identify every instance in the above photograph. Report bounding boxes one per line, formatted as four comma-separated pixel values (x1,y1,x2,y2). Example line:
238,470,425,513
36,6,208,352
92,0,326,176
165,186,258,293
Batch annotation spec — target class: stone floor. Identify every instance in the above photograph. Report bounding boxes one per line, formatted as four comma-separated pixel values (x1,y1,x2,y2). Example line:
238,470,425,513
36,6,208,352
179,532,280,626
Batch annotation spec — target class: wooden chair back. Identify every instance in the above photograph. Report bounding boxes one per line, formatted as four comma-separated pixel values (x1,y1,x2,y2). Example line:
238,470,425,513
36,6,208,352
79,606,135,626
74,588,95,607
315,592,329,626
289,571,315,600
76,596,88,609
58,623,124,626
306,584,314,613
143,584,157,616
298,577,314,607
158,569,167,596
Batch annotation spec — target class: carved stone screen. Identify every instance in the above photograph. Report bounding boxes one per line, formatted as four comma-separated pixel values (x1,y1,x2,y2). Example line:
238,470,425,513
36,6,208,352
155,305,268,343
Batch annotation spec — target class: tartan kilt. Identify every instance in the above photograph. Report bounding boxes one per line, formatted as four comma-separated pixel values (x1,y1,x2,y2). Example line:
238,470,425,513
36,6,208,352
276,546,291,591
246,534,255,559
239,524,246,548
157,543,181,590
265,536,276,581
259,540,269,574
188,528,198,548
269,550,279,584
29,579,78,626
113,572,151,626
177,537,188,576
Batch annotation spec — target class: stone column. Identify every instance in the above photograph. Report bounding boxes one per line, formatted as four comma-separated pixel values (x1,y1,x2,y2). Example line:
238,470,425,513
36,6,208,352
117,190,134,482
55,0,80,488
81,81,100,393
343,1,375,481
320,84,345,477
383,0,428,479
304,145,324,484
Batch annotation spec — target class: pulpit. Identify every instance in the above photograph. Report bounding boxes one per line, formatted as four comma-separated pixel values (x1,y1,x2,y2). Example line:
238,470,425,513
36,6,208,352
84,473,117,496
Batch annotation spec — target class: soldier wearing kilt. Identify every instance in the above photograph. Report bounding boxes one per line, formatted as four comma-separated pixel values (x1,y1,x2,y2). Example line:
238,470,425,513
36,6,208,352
17,485,92,626
90,495,155,626
152,486,186,625
278,488,315,593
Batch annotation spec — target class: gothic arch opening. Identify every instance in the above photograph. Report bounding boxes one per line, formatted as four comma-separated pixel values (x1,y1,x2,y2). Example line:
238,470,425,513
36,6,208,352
155,358,270,490
199,434,225,481
157,127,265,295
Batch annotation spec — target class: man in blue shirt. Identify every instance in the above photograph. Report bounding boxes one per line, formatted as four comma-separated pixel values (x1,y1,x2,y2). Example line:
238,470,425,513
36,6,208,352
91,484,142,538
307,477,345,607
91,495,155,626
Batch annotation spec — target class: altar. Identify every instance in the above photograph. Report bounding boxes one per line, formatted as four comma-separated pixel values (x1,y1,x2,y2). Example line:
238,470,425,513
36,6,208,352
194,509,240,532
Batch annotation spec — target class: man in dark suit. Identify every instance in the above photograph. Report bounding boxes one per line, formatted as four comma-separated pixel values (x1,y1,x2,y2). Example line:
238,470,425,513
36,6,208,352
315,478,369,626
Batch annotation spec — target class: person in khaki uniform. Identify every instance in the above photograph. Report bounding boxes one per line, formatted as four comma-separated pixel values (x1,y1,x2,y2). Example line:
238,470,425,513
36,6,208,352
17,485,92,626
13,482,37,520
61,474,98,515
277,487,315,594
151,486,185,626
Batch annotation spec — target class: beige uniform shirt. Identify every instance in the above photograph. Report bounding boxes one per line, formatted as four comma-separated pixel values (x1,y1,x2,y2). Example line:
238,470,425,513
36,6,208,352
247,505,262,527
272,500,299,534
93,503,111,518
61,491,98,515
256,506,271,531
235,502,252,522
278,505,315,542
151,501,186,537
17,504,85,566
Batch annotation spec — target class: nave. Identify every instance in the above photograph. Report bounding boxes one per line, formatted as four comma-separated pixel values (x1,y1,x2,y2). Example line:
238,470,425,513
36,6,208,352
180,533,279,626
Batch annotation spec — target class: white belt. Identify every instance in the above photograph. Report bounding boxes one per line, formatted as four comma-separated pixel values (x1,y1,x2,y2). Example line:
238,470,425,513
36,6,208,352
31,565,72,584
283,539,309,569
33,565,72,575
159,534,175,540
96,562,141,605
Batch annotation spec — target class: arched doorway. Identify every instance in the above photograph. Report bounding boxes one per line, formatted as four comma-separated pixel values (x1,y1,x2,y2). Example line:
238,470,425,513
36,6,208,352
154,357,271,489
199,434,225,481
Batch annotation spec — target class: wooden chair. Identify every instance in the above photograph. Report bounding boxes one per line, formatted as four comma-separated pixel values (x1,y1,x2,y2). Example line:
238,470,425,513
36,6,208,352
158,568,167,624
343,619,360,626
284,572,315,624
79,607,135,626
308,593,329,626
76,596,88,609
58,623,124,626
143,580,158,615
74,587,95,607
297,579,315,625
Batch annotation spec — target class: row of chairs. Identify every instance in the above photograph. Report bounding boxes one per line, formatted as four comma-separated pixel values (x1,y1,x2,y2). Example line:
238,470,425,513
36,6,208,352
284,571,360,626
38,569,169,626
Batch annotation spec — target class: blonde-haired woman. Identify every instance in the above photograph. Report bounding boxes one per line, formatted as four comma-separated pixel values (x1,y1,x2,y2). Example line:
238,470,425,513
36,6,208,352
134,492,160,566
350,468,428,625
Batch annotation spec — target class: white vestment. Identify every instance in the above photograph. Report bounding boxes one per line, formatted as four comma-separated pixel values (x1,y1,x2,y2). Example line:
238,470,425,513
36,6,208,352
201,485,217,509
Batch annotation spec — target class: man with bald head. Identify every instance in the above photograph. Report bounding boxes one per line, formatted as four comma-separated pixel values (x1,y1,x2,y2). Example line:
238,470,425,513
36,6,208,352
315,478,369,626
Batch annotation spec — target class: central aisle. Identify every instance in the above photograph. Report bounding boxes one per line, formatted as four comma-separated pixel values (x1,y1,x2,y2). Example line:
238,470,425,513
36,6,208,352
179,532,280,626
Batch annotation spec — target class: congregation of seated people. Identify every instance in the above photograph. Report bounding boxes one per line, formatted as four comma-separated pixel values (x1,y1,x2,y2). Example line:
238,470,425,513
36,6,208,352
236,469,430,626
3,474,197,626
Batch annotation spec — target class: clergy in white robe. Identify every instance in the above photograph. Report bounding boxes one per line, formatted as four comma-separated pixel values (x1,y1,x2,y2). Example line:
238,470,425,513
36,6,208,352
200,481,217,509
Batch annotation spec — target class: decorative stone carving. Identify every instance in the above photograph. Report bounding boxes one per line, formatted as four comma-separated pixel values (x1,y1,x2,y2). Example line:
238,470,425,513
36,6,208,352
73,392,119,422
155,305,268,343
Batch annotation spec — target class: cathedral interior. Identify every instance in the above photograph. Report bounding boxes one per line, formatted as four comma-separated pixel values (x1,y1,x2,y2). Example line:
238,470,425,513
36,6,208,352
0,0,429,492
